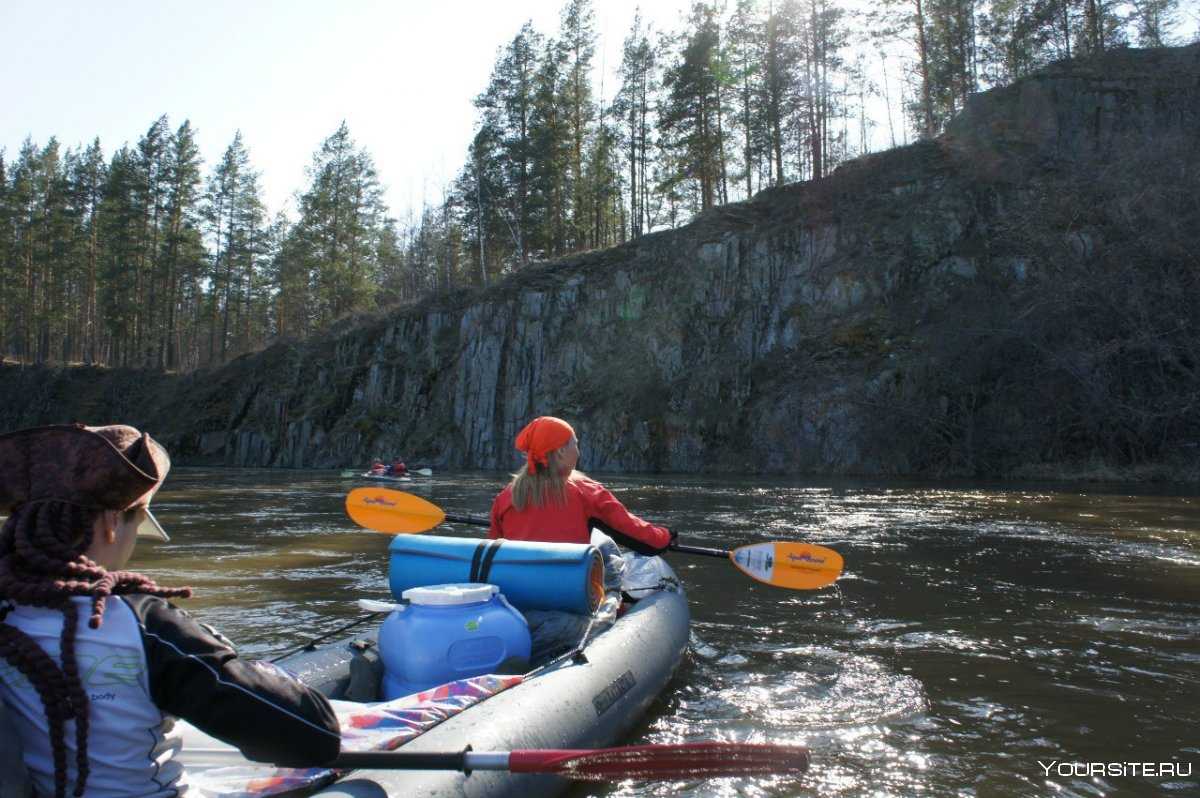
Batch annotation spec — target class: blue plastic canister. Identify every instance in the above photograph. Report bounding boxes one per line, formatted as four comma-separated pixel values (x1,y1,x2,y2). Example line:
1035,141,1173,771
387,535,605,614
378,583,531,700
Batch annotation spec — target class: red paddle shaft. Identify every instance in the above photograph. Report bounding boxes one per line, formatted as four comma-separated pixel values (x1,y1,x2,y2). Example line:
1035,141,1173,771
333,742,809,780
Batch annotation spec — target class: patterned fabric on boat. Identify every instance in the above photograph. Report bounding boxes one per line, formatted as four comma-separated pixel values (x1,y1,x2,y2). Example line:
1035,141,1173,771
186,673,524,797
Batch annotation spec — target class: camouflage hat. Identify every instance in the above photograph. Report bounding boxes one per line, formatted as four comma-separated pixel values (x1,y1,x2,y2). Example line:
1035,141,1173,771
0,423,172,541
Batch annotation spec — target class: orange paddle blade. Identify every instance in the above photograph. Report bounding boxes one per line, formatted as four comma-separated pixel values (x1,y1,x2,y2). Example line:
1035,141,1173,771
345,487,445,534
728,542,843,590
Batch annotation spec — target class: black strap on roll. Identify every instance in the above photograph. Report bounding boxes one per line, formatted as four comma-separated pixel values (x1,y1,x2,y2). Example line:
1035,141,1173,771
478,539,505,583
468,540,488,583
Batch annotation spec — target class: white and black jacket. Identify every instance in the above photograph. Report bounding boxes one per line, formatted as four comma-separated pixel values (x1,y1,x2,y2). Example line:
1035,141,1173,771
0,594,340,798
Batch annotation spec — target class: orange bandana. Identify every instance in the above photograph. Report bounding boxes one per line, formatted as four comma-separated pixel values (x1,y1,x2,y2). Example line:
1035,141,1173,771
515,416,575,474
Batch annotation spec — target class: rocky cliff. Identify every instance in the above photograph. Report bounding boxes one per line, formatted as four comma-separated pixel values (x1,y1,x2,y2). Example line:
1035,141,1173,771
3,45,1198,477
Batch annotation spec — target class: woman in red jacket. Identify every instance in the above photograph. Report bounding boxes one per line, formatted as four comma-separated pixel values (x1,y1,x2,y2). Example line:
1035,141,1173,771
488,416,673,659
488,416,673,556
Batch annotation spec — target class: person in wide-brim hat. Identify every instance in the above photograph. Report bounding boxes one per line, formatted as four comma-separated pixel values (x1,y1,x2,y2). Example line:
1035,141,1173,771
0,423,341,798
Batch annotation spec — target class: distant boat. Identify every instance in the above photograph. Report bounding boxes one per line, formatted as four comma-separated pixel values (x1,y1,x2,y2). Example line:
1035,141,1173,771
340,468,433,482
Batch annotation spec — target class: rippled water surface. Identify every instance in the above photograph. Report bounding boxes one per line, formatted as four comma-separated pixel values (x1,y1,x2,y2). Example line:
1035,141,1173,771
138,469,1200,797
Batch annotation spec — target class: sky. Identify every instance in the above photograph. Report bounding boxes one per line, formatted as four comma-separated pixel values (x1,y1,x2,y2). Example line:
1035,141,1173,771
2,0,691,221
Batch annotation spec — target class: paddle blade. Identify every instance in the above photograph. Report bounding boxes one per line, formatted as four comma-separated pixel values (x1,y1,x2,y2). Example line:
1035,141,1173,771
508,742,809,780
729,542,843,590
345,487,444,534
414,468,433,476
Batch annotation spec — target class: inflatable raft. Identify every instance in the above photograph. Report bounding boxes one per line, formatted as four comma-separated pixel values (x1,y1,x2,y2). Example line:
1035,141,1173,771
340,469,434,482
179,548,689,797
355,473,413,483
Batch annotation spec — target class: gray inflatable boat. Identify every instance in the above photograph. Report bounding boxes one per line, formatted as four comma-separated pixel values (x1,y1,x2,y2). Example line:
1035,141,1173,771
182,555,689,797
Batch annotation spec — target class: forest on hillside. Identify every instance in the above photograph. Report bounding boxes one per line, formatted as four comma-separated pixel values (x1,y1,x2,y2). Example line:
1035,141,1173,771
0,0,1190,371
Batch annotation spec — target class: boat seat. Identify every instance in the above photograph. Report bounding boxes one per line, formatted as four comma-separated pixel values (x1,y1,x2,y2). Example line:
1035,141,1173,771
0,698,34,798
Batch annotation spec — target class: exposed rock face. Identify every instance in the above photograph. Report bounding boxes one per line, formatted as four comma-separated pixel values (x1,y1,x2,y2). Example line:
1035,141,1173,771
944,44,1200,167
2,45,1197,476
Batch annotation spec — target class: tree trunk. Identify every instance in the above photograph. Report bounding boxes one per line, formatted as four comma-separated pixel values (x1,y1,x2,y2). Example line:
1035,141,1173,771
477,156,486,285
768,15,785,186
915,0,936,138
715,75,728,205
743,53,753,198
86,194,99,365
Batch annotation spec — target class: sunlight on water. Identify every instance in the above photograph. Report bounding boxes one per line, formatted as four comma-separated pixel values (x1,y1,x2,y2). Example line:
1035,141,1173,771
133,469,1200,797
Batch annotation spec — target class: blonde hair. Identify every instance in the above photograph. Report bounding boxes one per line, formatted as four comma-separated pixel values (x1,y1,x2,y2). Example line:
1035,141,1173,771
510,447,585,511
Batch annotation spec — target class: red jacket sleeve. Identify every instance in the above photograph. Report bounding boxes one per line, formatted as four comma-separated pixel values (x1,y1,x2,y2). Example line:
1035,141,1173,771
577,478,671,555
487,487,509,539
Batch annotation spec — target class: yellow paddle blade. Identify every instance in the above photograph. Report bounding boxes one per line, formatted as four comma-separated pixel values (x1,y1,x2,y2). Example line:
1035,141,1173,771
728,542,843,590
345,487,445,534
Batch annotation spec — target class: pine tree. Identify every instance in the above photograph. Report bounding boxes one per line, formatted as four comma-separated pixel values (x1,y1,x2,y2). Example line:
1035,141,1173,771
454,124,507,285
489,23,542,265
273,218,311,340
132,115,171,366
794,0,850,180
70,139,107,364
236,163,270,356
288,122,387,332
34,138,72,363
530,36,572,257
583,114,624,248
922,0,979,124
466,23,544,278
0,150,11,358
160,121,203,369
1127,0,1178,46
558,0,597,250
8,139,43,362
763,1,802,184
205,131,267,363
660,3,725,212
978,0,1079,83
726,0,767,198
374,218,407,306
870,0,943,137
614,11,660,236
99,146,142,365
52,144,92,363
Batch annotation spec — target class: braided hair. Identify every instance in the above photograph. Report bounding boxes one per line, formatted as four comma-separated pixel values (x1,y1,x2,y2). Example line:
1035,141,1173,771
0,500,191,798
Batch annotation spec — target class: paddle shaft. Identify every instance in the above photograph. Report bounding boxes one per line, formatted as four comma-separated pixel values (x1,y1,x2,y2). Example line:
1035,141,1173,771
269,612,382,663
669,542,729,559
445,511,490,526
429,515,737,562
401,511,735,561
334,750,504,771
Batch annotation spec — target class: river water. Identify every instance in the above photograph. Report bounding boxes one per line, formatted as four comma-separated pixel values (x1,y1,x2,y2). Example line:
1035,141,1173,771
137,469,1200,798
